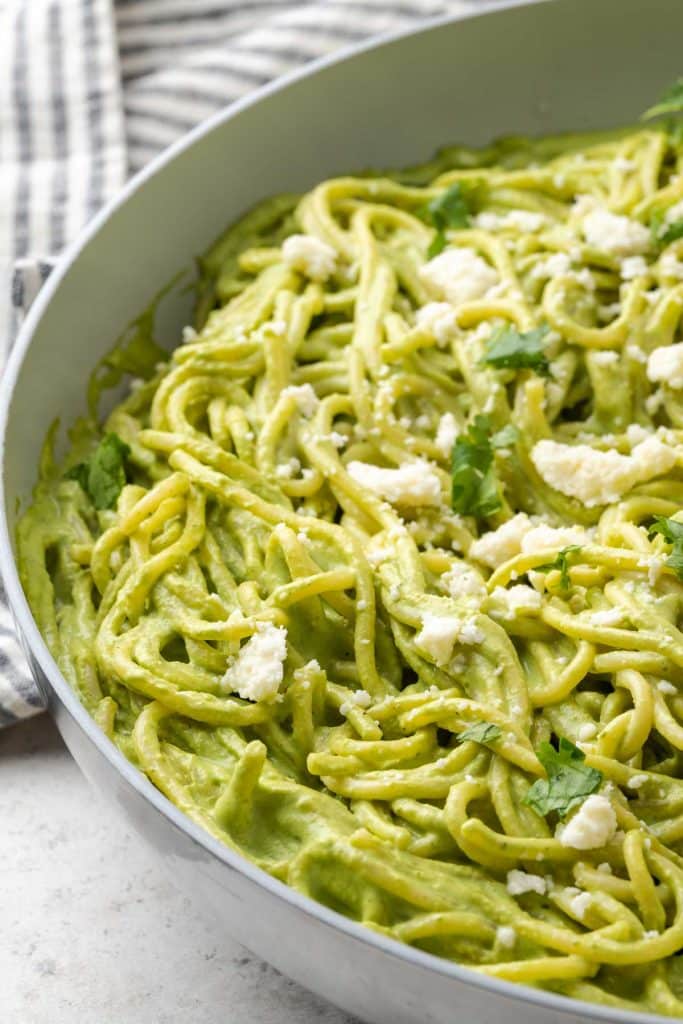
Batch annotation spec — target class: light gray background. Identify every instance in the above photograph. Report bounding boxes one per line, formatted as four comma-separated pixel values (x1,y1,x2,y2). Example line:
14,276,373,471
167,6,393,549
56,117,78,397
1,716,356,1023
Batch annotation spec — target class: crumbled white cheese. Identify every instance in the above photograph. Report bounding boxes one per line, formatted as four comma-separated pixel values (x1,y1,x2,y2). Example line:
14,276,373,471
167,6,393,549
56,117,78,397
222,623,288,702
182,325,198,343
442,562,487,603
458,618,485,645
490,584,542,618
281,383,319,417
578,722,598,741
520,523,588,554
319,430,347,449
589,607,626,627
415,614,461,665
566,888,592,920
557,794,617,850
625,423,650,445
282,234,337,281
415,302,459,347
275,456,301,480
625,343,647,363
582,208,650,257
627,774,648,789
469,513,533,568
599,301,623,322
571,267,595,291
531,437,676,507
665,199,683,225
346,460,442,507
660,251,683,280
647,342,683,389
621,256,648,280
435,412,459,457
506,869,547,896
614,156,636,173
657,680,678,696
592,349,619,367
638,555,665,586
469,321,493,344
496,925,517,948
530,252,572,281
596,862,612,874
418,247,499,306
339,689,372,716
366,543,393,568
475,210,546,232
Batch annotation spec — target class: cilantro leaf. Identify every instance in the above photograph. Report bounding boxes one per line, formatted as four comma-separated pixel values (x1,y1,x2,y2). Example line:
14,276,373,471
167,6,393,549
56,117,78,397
523,737,602,819
66,433,131,510
427,231,447,259
536,545,582,590
642,78,683,121
650,210,683,248
490,424,519,450
421,183,472,258
648,516,683,579
459,722,502,745
451,415,506,518
482,324,551,376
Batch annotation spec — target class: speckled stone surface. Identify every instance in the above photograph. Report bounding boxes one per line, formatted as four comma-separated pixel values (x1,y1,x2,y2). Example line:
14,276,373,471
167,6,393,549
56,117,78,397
2,715,356,1024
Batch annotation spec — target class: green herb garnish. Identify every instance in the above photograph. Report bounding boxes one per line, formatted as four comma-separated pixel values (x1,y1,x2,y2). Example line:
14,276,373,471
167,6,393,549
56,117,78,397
537,545,582,590
66,433,131,510
642,78,683,121
451,415,513,518
481,324,551,376
421,183,472,258
523,737,602,819
648,516,683,579
459,722,502,745
650,209,683,248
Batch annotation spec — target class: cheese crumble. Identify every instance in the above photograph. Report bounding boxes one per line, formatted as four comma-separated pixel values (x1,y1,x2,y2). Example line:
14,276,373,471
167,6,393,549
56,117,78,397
222,623,288,703
647,342,683,389
347,460,442,507
531,437,676,507
282,234,337,281
581,208,650,257
418,247,499,306
557,794,617,850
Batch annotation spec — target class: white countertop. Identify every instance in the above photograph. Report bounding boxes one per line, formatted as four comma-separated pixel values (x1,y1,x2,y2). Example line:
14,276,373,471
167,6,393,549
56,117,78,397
2,715,356,1024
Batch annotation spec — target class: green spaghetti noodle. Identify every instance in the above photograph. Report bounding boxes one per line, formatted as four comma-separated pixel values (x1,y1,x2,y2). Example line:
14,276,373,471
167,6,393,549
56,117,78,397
18,117,683,1014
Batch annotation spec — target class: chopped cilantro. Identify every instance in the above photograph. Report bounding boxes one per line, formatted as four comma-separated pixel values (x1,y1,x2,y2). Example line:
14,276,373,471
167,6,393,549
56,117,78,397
490,424,520,449
523,737,602,819
66,433,131,510
459,722,502,745
481,324,551,376
648,516,683,579
451,415,513,518
650,210,683,248
427,232,447,259
642,78,683,121
537,545,582,590
421,183,472,258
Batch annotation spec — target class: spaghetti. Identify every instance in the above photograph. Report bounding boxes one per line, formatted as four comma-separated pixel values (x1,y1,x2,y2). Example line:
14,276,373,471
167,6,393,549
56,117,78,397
18,121,683,1013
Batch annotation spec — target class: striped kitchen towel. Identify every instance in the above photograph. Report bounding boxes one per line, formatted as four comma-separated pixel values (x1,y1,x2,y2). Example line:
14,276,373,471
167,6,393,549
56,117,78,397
1,0,490,724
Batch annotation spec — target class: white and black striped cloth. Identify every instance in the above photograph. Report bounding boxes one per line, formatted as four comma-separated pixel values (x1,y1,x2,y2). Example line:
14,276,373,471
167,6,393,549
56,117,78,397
1,0,489,724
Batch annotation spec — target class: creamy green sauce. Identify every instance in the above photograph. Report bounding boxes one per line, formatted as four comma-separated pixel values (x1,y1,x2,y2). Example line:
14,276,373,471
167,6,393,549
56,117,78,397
18,124,683,1015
